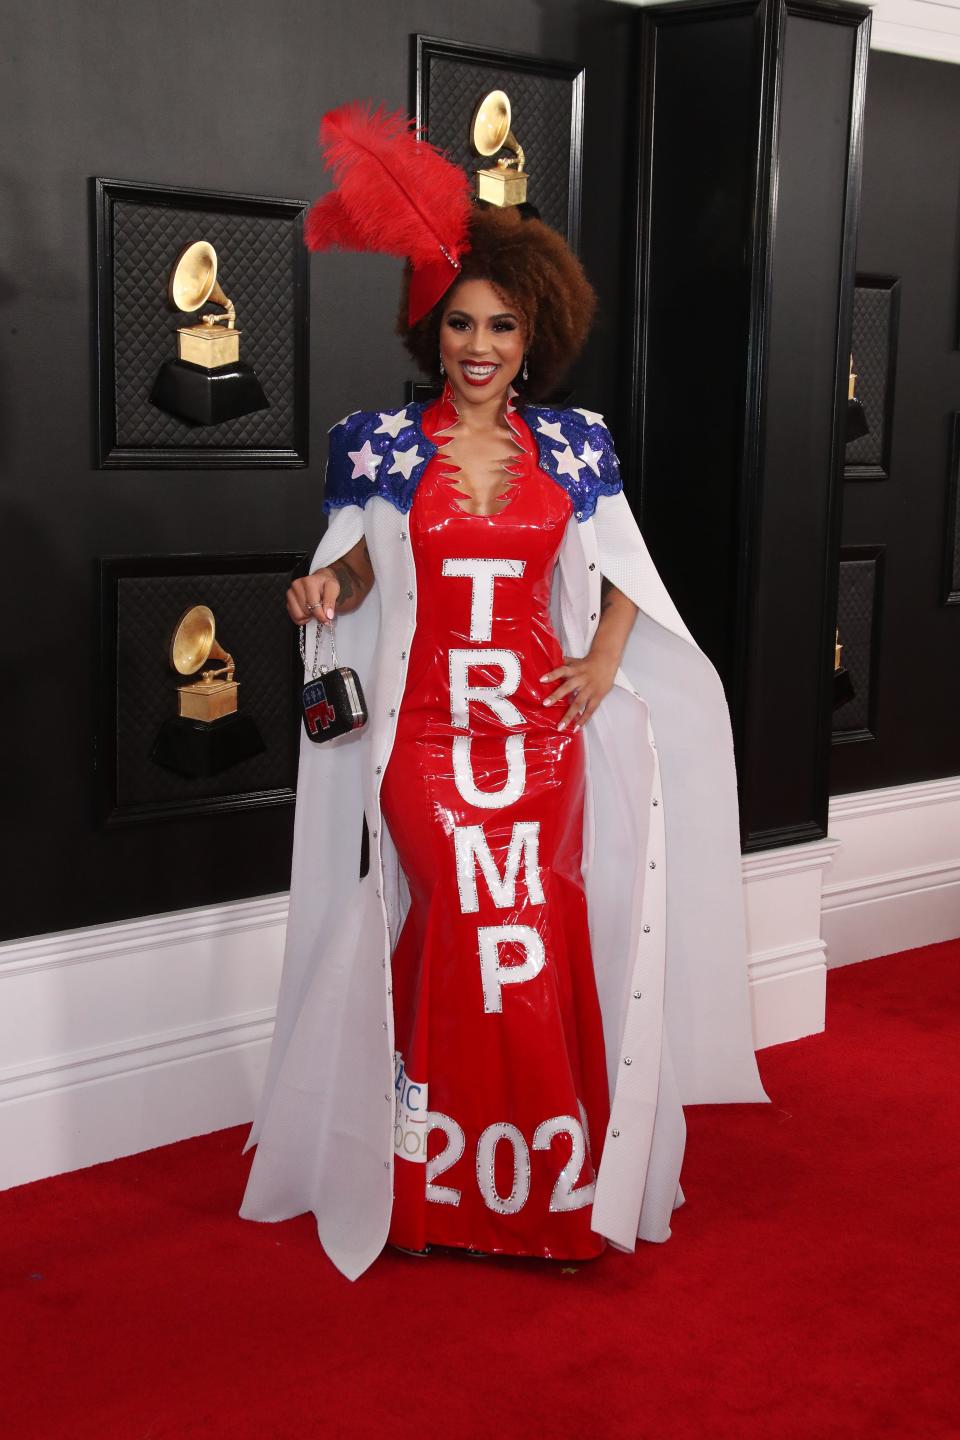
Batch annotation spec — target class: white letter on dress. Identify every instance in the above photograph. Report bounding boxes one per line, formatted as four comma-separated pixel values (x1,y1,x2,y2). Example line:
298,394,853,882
476,925,546,1013
455,822,545,914
441,558,526,642
452,733,526,809
449,649,523,729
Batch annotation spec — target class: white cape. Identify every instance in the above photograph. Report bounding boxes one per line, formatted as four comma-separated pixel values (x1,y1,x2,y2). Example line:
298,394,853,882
241,487,770,1279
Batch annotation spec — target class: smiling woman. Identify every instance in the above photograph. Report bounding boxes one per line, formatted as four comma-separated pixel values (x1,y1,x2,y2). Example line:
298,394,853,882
240,103,769,1281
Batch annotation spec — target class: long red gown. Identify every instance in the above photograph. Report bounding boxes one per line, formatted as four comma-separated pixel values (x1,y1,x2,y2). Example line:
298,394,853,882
379,384,610,1259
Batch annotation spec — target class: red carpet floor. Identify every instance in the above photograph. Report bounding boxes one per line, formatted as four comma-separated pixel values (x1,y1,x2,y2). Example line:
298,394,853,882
2,939,957,1440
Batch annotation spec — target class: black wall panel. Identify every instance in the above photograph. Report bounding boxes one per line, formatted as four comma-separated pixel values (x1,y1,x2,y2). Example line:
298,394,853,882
632,6,762,676
632,0,869,853
740,10,860,840
832,52,960,794
845,276,900,481
0,0,633,942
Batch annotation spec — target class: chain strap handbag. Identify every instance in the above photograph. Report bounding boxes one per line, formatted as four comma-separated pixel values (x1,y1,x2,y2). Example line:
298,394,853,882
299,619,368,742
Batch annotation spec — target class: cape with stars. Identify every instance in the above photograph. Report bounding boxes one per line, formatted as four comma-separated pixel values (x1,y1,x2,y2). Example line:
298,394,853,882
323,401,623,521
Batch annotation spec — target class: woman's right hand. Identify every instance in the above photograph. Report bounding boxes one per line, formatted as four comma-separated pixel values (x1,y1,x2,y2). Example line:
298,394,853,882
286,568,340,626
286,539,375,626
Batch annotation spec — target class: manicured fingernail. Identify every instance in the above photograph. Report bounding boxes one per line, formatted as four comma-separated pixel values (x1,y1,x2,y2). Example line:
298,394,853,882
539,674,549,682
325,608,335,620
558,720,567,731
543,697,553,706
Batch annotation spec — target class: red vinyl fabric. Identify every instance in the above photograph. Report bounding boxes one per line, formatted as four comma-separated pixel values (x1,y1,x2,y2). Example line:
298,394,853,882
380,386,610,1258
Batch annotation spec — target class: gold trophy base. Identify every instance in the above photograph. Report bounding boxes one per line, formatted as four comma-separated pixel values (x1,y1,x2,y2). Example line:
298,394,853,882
178,677,239,723
177,324,241,369
476,167,528,207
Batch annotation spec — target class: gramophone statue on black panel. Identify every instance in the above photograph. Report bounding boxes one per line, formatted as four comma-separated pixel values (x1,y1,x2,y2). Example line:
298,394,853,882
470,91,531,210
150,241,269,426
151,605,265,778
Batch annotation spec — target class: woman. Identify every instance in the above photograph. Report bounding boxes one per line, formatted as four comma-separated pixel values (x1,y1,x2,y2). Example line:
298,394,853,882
240,105,769,1280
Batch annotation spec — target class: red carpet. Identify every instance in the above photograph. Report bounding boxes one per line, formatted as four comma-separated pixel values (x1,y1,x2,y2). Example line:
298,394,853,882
2,940,957,1440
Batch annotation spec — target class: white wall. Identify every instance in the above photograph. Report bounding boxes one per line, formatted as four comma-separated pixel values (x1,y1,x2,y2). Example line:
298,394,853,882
610,0,960,66
868,0,960,65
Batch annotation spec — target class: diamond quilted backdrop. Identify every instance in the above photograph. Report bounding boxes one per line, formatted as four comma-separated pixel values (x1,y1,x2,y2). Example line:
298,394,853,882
101,556,305,822
947,415,960,602
833,549,883,739
96,180,308,465
417,38,584,246
845,278,900,479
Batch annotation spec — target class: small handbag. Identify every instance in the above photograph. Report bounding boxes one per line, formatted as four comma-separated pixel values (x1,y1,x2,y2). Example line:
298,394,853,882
299,618,368,742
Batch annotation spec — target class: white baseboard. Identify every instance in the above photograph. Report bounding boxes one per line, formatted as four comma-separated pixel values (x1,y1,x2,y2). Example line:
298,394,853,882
823,775,960,966
741,838,840,1050
0,895,288,1191
2,774,956,1190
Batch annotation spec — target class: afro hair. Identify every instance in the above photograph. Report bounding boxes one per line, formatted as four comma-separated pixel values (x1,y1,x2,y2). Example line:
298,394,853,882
397,204,597,400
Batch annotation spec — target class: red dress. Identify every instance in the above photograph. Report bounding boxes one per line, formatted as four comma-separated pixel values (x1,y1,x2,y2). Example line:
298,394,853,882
379,385,610,1259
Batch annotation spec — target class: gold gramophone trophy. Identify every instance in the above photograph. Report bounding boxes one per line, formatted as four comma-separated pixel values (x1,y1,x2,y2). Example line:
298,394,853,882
150,241,269,426
150,605,265,778
471,91,529,208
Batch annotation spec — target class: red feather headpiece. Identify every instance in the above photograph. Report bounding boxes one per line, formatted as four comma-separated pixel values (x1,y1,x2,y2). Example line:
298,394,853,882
306,101,472,325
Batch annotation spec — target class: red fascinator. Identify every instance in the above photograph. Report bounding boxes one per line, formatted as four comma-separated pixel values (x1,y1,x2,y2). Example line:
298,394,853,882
305,100,473,325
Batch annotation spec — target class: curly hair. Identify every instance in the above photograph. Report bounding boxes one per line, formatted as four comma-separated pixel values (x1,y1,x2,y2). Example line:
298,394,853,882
397,204,596,400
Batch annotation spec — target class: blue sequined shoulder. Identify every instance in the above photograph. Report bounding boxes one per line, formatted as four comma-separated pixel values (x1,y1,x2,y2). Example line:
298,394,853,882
322,398,623,522
322,404,437,514
516,403,624,522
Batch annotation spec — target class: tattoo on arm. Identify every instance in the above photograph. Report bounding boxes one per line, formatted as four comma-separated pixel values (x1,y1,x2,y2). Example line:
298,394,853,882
331,562,356,601
326,538,374,612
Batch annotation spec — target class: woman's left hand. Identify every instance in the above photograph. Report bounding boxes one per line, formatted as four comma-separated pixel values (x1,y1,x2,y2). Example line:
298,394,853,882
540,651,619,731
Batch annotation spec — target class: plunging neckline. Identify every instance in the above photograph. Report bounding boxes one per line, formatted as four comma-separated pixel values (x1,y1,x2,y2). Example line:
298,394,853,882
429,381,528,517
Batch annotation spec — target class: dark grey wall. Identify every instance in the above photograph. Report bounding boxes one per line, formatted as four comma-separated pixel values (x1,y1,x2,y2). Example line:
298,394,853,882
0,0,634,941
832,50,960,795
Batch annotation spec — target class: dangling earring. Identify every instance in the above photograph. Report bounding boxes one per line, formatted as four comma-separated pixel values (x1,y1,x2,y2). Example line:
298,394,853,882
439,353,445,377
522,354,529,382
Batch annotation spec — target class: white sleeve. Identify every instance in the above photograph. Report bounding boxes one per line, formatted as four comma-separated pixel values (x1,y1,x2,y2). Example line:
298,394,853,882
592,490,696,648
308,504,366,573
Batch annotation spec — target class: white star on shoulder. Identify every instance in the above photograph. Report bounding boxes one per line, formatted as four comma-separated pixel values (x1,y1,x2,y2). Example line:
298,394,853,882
553,446,587,480
573,406,605,427
535,417,568,444
387,445,424,481
580,441,604,477
347,440,383,482
375,408,413,439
